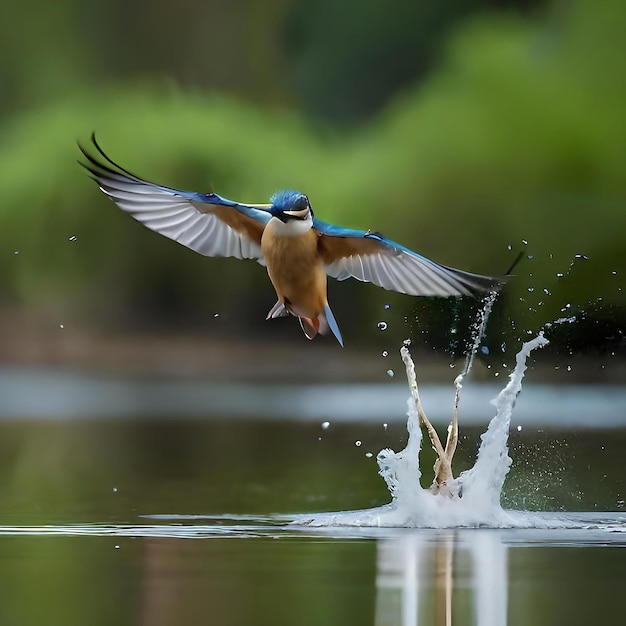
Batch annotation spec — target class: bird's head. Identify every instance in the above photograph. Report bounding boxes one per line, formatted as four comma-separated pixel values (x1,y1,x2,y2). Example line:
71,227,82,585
269,190,312,223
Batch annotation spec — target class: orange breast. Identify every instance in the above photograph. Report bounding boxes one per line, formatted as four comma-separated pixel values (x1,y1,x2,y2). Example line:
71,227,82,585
261,224,327,318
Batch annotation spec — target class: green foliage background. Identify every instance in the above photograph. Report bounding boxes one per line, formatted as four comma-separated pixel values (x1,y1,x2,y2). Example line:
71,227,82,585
0,0,624,347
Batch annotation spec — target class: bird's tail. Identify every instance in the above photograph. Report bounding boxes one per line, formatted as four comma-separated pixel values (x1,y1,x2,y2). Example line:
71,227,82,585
298,304,344,347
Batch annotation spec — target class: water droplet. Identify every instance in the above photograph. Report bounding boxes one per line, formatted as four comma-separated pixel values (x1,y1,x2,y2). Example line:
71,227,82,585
386,369,394,378
574,253,588,260
450,328,457,334
355,440,362,447
317,437,322,441
611,271,618,276
213,313,220,318
381,350,388,357
516,425,522,432
13,251,19,255
377,321,387,331
500,342,506,352
382,423,388,430
402,339,411,347
556,273,564,278
321,421,330,430
507,244,512,251
527,287,534,292
383,304,390,310
365,452,373,458
115,545,120,549
69,235,77,242
481,346,489,355
522,239,528,245
59,324,64,329
566,365,572,372
112,487,118,493
449,363,456,368
527,255,533,260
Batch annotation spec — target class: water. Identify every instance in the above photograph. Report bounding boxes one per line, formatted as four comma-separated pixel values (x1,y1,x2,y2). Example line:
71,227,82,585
0,514,624,625
0,337,625,623
295,333,624,530
0,426,624,626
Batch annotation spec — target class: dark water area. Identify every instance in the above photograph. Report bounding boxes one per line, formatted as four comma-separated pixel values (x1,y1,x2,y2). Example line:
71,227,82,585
1,416,625,522
0,377,625,625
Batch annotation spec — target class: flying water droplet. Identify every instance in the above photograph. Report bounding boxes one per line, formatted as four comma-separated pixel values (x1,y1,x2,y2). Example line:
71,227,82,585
355,440,362,447
383,304,390,310
321,421,330,430
69,235,77,242
377,322,388,331
381,350,389,357
386,369,395,378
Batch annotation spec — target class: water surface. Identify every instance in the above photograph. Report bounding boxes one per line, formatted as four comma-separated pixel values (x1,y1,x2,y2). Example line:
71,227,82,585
0,408,624,625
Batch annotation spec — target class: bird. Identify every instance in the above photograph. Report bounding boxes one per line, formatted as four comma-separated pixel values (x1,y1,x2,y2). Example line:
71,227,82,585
78,135,505,347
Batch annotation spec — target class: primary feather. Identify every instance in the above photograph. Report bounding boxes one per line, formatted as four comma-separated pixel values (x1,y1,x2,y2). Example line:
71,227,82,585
315,220,504,297
78,135,270,262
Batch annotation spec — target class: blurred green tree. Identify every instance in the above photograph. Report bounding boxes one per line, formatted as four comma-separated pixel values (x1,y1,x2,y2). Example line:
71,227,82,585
0,0,623,355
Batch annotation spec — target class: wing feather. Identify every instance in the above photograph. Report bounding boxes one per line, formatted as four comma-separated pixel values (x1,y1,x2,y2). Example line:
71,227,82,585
315,220,504,297
78,136,271,262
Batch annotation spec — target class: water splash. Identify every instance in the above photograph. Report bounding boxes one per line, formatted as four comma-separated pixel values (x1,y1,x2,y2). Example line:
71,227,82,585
299,333,549,528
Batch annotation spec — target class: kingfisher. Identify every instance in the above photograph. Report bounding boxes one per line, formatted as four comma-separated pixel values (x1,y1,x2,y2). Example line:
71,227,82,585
79,135,504,346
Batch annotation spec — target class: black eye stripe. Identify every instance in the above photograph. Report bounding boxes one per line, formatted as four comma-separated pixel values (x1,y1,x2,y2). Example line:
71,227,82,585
284,207,310,217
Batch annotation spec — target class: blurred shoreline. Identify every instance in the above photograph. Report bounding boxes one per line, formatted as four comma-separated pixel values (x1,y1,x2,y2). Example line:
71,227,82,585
1,314,623,385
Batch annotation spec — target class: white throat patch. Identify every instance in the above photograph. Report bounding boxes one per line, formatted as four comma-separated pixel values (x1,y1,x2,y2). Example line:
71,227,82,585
268,215,313,237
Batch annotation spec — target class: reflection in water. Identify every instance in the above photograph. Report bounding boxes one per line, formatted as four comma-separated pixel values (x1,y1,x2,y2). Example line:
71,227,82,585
375,532,507,626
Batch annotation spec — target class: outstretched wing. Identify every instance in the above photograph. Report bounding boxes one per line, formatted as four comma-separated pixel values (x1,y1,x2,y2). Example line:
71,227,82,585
78,135,272,262
314,219,505,297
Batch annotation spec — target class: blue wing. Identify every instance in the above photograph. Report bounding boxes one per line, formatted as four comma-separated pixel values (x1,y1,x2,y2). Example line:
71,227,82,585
314,218,504,297
79,135,272,262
